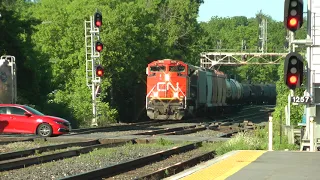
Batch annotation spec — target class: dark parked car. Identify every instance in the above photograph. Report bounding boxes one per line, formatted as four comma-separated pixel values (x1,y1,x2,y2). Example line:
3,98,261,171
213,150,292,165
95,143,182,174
0,104,71,137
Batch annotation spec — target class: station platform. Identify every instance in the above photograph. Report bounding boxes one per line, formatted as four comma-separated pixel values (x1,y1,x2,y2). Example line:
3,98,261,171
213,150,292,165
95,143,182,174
165,150,320,180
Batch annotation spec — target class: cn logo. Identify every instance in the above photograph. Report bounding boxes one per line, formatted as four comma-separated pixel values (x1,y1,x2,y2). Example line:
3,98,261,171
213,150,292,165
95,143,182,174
156,82,179,92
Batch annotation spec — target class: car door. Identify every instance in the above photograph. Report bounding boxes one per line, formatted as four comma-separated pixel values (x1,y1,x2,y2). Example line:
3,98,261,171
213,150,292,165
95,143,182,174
7,107,37,134
0,107,10,133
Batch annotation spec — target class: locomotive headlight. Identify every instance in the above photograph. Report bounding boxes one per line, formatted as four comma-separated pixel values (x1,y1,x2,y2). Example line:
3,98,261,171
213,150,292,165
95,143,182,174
153,91,158,97
173,92,178,98
165,74,170,81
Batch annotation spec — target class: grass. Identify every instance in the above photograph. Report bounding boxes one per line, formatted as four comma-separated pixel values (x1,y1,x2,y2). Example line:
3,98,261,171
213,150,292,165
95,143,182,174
205,127,300,156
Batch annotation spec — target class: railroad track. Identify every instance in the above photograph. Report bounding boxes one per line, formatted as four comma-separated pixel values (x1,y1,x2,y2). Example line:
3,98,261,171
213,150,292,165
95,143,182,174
0,106,269,179
61,118,261,180
0,139,131,172
0,105,273,146
60,141,214,180
0,105,272,141
68,105,274,135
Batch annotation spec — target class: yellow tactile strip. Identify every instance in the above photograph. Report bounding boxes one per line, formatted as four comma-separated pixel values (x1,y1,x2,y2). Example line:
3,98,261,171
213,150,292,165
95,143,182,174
181,150,266,180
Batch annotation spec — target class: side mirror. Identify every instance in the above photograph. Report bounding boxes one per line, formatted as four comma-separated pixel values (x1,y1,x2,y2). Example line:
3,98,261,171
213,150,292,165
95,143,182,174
24,112,32,117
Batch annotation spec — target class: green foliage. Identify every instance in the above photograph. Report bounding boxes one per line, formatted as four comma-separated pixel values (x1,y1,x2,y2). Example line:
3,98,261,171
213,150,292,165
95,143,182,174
216,129,299,155
254,127,298,150
156,138,175,146
216,132,266,155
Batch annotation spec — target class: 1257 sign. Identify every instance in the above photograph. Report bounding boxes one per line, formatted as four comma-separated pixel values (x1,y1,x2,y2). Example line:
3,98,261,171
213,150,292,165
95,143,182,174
291,96,312,104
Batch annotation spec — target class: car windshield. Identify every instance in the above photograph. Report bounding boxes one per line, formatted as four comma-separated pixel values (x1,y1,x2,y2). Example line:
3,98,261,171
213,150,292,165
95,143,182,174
23,105,45,116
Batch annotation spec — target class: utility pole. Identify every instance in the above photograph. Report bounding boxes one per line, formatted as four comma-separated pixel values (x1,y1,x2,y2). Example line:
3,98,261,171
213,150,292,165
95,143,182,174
258,18,268,53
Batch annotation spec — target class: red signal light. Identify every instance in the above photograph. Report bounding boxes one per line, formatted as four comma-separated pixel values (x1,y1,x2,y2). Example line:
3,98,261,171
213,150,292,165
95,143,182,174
289,75,298,84
97,69,103,76
95,21,101,27
288,17,298,27
96,65,104,77
94,12,102,28
95,41,103,52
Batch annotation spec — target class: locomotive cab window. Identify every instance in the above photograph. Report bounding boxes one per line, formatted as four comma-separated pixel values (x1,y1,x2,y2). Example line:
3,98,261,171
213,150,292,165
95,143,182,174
150,66,165,72
169,65,185,72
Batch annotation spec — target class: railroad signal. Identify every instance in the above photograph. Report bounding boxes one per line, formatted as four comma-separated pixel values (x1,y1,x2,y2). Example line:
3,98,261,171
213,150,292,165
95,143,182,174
94,12,102,28
284,52,304,90
284,0,303,32
96,65,104,77
95,41,103,52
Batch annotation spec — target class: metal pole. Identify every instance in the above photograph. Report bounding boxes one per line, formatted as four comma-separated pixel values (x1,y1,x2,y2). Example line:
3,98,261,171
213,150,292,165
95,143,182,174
265,19,268,53
90,15,97,126
306,0,313,150
268,115,273,151
310,116,315,151
280,113,282,145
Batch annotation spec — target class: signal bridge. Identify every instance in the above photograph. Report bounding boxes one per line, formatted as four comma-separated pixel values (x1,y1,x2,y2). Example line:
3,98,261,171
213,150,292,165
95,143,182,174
200,50,288,69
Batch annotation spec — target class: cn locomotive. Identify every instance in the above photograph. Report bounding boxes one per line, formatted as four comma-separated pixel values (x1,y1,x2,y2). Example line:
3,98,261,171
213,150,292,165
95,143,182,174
146,59,276,120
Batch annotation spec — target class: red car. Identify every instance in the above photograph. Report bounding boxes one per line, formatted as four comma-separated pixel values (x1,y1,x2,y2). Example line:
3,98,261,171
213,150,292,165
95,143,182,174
0,104,71,137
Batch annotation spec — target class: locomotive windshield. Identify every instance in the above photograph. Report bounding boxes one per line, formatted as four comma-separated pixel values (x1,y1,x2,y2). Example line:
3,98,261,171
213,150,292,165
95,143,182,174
169,65,185,72
150,66,165,72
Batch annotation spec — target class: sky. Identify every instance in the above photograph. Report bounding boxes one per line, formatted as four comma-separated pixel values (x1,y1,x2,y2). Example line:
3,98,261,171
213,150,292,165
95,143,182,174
197,0,308,22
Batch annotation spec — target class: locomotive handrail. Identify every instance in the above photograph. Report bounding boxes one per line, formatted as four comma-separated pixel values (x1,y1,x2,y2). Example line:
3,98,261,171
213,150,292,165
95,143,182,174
177,86,187,109
145,85,156,109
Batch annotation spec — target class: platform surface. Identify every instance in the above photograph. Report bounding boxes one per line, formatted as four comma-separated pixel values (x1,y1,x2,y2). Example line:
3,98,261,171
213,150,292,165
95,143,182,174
166,150,320,180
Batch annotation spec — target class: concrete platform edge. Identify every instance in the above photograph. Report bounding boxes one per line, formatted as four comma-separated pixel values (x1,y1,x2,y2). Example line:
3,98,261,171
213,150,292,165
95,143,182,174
164,150,241,180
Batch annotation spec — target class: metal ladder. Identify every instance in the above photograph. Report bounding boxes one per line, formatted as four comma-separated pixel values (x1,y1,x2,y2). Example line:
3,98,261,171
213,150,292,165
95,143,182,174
85,19,93,88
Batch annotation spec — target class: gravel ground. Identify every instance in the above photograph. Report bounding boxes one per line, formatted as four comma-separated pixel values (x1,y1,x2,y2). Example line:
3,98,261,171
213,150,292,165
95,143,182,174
63,123,203,139
155,123,200,129
0,142,181,180
185,129,222,137
105,142,222,180
0,141,64,154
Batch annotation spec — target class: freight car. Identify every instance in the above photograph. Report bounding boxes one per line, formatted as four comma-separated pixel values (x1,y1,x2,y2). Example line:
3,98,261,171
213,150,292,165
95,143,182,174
146,59,276,120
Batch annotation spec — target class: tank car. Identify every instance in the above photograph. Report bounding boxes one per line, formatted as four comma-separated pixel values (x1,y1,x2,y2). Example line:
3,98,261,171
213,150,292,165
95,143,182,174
146,59,276,120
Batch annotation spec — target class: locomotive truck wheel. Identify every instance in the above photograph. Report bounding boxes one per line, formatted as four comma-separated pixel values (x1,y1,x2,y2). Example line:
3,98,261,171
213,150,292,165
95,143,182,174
37,123,53,137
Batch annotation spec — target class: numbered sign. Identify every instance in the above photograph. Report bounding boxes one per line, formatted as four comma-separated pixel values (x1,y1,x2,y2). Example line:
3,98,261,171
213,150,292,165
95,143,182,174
291,96,312,104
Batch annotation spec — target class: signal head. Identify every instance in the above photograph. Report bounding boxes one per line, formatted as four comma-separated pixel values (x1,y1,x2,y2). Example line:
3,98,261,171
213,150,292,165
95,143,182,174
284,0,303,32
96,65,104,77
284,52,304,90
95,41,103,52
94,12,102,28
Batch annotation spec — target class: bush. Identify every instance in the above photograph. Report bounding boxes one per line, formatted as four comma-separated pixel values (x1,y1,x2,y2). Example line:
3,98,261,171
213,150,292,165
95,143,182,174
216,128,299,155
216,131,266,155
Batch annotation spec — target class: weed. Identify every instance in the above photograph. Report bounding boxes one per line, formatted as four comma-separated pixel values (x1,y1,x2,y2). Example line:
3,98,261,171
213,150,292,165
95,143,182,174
156,138,174,146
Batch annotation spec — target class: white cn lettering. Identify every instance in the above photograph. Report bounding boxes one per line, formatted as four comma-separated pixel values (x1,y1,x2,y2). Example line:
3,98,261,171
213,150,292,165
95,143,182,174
156,82,179,92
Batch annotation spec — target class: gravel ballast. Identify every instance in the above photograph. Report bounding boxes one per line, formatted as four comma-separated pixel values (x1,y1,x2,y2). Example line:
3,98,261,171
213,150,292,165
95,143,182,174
0,141,64,154
0,142,180,180
106,142,220,180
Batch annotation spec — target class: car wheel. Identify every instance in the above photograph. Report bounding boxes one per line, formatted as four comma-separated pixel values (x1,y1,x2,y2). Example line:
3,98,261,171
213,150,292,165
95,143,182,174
37,123,53,137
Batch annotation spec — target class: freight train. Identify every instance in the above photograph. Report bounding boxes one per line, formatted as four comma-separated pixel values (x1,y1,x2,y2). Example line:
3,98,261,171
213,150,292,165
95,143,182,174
146,59,276,120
